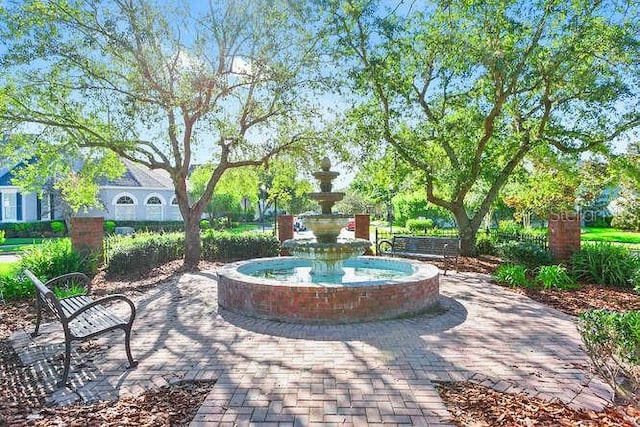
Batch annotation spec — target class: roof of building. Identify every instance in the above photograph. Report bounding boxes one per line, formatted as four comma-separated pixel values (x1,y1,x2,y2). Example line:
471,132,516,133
98,159,174,189
0,167,11,186
1,158,175,190
0,157,39,186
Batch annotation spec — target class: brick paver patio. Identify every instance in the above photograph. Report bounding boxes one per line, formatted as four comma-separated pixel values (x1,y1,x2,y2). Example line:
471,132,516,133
10,270,613,426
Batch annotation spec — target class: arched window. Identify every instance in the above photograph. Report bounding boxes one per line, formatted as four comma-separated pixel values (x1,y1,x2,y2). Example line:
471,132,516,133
145,195,164,221
169,196,182,220
114,194,136,221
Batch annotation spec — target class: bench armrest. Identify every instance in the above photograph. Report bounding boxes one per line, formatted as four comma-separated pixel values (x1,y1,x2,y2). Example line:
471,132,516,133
44,272,92,294
65,294,136,325
441,242,453,258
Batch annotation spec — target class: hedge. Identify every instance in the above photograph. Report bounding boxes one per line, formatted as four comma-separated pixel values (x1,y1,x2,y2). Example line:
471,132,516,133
104,231,280,277
202,230,280,262
0,220,67,238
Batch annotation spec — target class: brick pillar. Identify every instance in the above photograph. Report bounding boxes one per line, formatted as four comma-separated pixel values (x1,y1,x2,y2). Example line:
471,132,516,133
355,214,373,255
548,214,581,262
277,214,294,256
70,217,104,264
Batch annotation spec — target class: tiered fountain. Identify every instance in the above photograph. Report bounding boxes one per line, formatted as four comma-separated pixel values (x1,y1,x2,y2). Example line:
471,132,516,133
282,157,370,279
217,158,440,323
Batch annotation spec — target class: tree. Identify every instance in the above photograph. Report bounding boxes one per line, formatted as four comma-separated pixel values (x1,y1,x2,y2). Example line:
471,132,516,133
503,151,581,224
610,141,640,231
613,141,640,191
324,0,640,255
0,0,325,266
257,159,315,216
189,166,259,224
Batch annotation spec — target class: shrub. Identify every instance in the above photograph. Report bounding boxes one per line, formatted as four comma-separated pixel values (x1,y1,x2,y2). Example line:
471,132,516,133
493,264,531,288
202,231,279,262
104,232,184,277
476,233,498,255
1,239,97,300
497,219,523,234
19,238,96,280
497,241,553,269
405,218,435,234
0,220,61,238
578,309,640,400
570,243,640,288
534,265,578,290
393,193,454,227
53,283,87,299
111,220,185,233
584,216,613,228
632,269,640,293
610,191,640,232
104,220,117,234
0,230,5,245
0,263,22,300
50,220,66,234
200,219,211,229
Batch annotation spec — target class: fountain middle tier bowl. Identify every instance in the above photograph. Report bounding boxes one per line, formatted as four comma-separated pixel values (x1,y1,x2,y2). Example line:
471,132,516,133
217,256,440,324
282,237,372,277
299,214,351,243
282,237,371,260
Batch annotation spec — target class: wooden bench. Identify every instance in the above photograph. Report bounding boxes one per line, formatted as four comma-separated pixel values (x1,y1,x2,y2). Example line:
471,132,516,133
25,269,137,387
378,236,460,274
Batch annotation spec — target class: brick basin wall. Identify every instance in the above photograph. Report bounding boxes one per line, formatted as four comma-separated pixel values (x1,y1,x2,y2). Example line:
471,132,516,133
217,257,440,324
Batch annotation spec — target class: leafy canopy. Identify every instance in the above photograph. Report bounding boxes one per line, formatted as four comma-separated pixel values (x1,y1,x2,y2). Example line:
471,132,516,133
324,0,640,253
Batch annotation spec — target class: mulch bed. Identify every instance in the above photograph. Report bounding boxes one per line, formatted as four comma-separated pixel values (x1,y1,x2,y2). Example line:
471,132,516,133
2,256,639,425
437,381,640,427
514,285,640,316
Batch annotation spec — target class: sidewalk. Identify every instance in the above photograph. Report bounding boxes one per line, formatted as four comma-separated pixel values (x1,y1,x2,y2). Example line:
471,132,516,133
0,253,20,263
9,270,612,426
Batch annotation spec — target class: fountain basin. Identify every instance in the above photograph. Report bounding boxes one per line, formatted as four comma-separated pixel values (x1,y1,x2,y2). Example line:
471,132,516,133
217,256,440,324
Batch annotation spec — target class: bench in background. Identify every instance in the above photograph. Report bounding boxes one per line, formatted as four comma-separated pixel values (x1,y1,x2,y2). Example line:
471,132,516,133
25,269,137,387
378,235,460,274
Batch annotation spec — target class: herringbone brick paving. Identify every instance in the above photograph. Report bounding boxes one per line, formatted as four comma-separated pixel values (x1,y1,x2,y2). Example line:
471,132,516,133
9,270,613,426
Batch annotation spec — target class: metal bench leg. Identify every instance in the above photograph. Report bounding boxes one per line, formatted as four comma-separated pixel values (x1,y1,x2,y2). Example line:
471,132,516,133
31,307,43,338
58,340,72,387
124,328,138,368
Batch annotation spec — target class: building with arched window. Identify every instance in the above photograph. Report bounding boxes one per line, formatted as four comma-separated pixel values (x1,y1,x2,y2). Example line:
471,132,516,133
1,159,183,223
92,160,180,221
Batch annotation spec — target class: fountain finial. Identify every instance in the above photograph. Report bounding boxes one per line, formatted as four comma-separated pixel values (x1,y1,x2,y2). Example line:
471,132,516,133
320,156,331,171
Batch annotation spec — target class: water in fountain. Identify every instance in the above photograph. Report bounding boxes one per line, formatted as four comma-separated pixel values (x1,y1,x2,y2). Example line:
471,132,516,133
281,157,371,280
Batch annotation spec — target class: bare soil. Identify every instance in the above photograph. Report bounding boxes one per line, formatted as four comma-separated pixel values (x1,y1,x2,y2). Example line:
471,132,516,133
1,257,639,425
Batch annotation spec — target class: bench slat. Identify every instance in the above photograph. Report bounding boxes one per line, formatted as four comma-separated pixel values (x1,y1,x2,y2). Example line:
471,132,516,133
69,307,123,337
60,296,93,317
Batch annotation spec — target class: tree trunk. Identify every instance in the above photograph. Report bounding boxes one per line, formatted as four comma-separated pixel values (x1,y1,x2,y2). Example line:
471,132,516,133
453,211,479,257
184,213,202,268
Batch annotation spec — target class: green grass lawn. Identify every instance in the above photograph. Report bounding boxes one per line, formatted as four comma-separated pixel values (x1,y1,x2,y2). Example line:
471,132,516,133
0,261,18,273
228,223,261,234
0,237,49,253
581,227,640,250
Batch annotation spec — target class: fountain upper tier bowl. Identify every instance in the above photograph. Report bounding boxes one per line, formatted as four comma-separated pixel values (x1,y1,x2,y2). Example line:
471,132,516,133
217,256,440,324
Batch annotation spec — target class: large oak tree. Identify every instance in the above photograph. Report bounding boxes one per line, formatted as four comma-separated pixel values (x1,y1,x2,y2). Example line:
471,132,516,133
0,0,326,266
325,0,640,255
